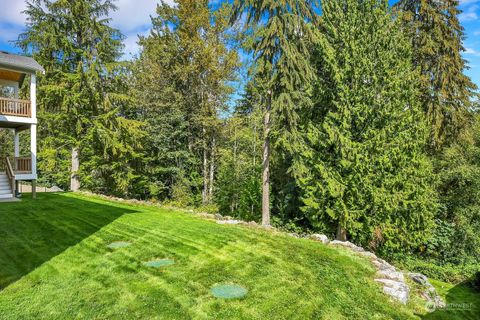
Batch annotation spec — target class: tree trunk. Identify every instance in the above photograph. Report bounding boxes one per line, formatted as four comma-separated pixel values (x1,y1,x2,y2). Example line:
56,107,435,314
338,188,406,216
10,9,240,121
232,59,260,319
336,221,347,241
70,146,80,192
208,135,216,200
262,93,272,226
202,127,208,205
253,120,257,167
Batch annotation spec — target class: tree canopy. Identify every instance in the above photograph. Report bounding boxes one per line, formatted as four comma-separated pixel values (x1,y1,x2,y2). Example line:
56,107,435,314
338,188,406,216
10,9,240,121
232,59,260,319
11,0,479,283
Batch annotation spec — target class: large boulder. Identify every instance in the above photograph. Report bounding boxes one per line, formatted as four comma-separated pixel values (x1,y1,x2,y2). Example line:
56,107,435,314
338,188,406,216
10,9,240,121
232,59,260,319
375,279,410,305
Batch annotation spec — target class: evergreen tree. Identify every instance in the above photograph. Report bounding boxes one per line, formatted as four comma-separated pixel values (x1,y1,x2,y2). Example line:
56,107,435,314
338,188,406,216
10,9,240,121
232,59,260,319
231,0,320,226
134,1,238,204
431,117,480,266
18,0,137,192
396,0,478,150
299,0,436,251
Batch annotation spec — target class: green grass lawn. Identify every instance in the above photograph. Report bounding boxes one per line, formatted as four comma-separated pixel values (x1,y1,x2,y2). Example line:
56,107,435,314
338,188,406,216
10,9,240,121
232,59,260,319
0,193,478,319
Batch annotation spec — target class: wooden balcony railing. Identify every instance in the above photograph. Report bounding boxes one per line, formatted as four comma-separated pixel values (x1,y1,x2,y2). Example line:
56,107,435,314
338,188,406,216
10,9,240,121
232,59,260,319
15,157,32,173
0,97,31,117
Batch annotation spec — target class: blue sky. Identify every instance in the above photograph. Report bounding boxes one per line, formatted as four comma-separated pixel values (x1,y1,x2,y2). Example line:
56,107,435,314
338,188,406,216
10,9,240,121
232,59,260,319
0,0,479,90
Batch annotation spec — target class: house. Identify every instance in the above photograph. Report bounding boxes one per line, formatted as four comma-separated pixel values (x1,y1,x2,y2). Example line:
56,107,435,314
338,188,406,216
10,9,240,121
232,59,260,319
0,51,44,199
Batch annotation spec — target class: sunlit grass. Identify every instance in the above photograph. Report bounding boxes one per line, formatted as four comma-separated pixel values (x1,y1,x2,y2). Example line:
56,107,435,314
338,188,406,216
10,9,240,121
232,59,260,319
0,193,477,319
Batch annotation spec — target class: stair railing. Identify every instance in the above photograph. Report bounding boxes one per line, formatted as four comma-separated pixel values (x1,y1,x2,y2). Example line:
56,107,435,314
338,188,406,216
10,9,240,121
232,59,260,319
5,157,15,197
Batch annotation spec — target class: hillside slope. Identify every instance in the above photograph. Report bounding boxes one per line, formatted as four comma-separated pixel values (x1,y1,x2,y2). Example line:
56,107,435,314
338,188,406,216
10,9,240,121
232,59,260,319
0,193,478,319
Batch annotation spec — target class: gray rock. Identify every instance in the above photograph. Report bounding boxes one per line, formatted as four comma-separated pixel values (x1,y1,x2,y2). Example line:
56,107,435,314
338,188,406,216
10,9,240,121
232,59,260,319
383,284,409,305
198,212,216,219
376,258,396,271
214,213,224,220
375,279,410,304
407,273,429,286
372,260,396,272
407,273,446,310
376,270,405,282
216,220,242,225
358,251,378,260
309,234,330,244
329,240,365,252
240,221,259,227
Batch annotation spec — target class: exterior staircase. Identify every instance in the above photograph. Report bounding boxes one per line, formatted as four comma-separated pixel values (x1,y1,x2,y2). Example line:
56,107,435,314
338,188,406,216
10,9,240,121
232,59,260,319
0,174,13,199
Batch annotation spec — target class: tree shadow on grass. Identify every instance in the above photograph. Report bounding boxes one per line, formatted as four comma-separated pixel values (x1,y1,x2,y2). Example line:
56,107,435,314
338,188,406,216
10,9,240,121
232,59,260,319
420,281,480,320
0,193,137,289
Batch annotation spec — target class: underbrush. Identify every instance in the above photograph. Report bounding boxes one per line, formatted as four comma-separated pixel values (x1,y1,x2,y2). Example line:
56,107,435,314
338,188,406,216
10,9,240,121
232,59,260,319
393,256,478,284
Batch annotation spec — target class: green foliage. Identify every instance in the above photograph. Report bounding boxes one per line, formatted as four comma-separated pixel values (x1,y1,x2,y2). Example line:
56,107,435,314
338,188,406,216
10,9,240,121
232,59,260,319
395,255,478,284
396,0,478,150
472,272,480,292
18,0,141,195
427,116,480,266
133,0,239,205
10,0,479,285
81,110,147,198
215,112,262,221
232,0,320,153
297,0,437,252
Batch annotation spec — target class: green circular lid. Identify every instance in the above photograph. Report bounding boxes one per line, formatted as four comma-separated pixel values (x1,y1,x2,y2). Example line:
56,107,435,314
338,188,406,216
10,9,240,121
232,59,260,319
143,259,175,268
211,284,248,299
107,241,131,249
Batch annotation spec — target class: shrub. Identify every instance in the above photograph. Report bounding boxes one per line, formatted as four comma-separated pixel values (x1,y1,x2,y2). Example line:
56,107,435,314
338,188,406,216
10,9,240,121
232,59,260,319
394,255,478,283
471,271,480,292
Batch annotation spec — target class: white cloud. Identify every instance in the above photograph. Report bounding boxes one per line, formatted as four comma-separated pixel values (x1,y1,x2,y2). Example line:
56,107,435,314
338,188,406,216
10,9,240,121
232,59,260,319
465,47,480,56
1,0,219,58
110,0,175,33
0,0,28,25
460,0,480,5
0,0,172,57
459,4,479,22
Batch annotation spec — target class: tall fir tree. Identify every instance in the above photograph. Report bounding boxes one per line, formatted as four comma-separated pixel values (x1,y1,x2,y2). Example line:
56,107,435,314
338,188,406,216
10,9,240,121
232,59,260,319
231,0,320,226
134,1,238,205
18,0,139,192
298,0,436,251
396,0,478,150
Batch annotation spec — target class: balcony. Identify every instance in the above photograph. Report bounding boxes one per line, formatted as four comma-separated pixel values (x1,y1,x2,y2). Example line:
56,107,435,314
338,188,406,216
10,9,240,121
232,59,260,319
0,97,31,118
0,157,32,175
14,157,32,174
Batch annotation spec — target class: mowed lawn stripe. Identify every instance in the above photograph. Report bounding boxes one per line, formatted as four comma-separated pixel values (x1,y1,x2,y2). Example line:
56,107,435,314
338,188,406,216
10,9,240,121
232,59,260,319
0,193,475,319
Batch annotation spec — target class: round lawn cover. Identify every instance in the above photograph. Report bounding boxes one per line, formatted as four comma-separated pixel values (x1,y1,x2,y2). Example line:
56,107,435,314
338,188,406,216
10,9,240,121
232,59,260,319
211,284,248,299
107,241,131,249
143,259,175,268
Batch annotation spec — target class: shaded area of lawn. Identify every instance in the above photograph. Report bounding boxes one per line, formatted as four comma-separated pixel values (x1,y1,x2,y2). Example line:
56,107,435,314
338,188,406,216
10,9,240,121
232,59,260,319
420,280,480,320
0,193,136,289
